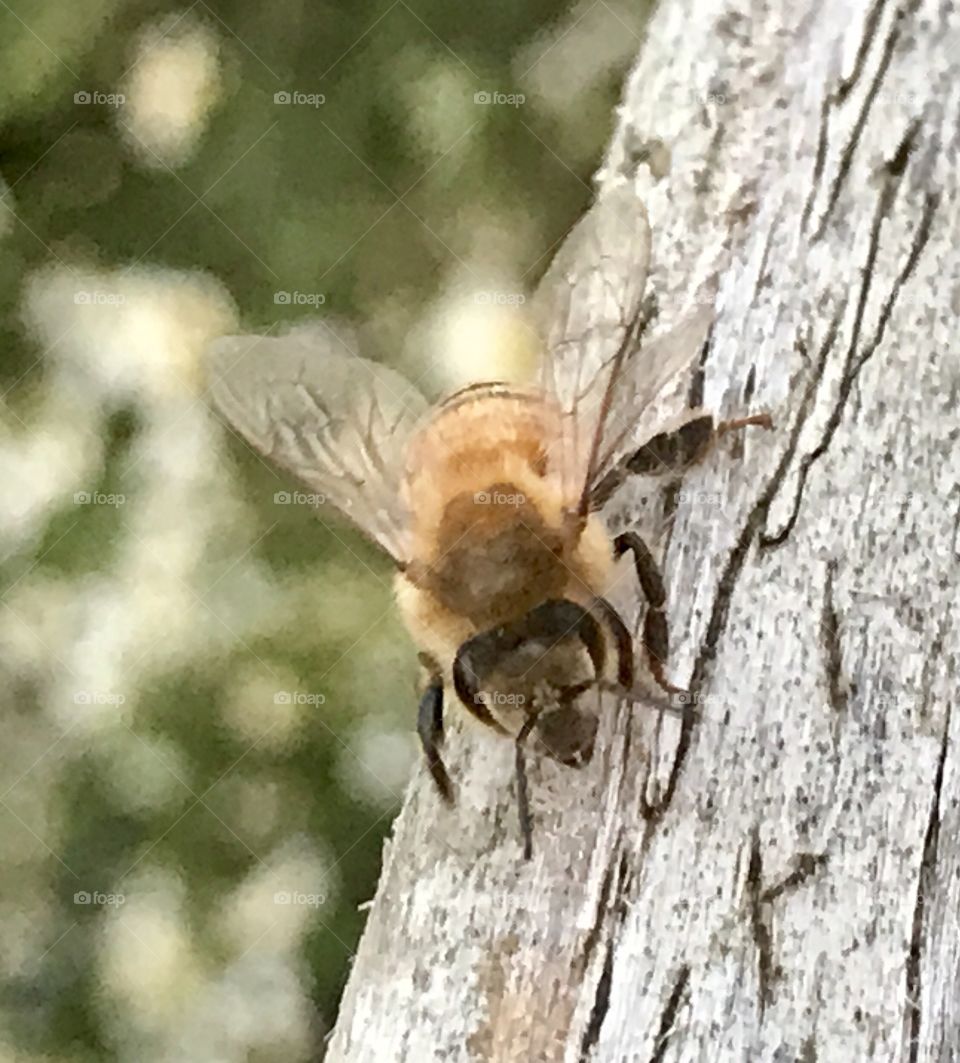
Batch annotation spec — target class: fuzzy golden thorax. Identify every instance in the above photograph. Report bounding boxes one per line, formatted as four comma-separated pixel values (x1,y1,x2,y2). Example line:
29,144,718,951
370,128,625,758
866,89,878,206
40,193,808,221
400,387,612,636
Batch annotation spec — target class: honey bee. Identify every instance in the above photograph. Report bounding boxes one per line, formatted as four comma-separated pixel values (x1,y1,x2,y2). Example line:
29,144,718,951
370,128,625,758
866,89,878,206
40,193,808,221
206,183,770,859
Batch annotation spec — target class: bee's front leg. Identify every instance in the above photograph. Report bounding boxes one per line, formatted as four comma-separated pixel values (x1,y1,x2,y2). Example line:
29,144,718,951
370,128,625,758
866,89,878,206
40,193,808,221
417,654,454,804
613,531,685,700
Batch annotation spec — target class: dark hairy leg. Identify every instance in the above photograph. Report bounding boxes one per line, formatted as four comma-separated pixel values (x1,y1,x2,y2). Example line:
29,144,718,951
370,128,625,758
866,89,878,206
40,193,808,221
614,531,685,698
514,715,537,860
416,664,454,803
626,411,773,477
591,410,773,507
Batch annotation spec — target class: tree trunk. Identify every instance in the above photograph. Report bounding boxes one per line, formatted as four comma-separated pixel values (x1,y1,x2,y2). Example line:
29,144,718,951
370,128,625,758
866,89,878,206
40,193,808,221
326,0,959,1059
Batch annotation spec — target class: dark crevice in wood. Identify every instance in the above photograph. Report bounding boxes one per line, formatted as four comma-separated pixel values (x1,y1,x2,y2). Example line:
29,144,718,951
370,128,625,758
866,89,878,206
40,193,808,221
799,1033,819,1062
756,304,842,552
761,851,830,903
580,858,618,973
819,559,848,715
812,0,916,240
579,943,614,1061
904,704,951,1062
686,320,714,410
759,158,936,548
578,853,630,1058
851,178,933,377
746,827,775,1014
803,0,889,233
649,965,691,1063
751,221,777,301
836,0,890,103
743,364,756,406
802,94,834,233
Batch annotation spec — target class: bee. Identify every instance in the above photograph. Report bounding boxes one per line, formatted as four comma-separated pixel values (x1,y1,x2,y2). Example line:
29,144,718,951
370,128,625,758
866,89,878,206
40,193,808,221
206,183,771,859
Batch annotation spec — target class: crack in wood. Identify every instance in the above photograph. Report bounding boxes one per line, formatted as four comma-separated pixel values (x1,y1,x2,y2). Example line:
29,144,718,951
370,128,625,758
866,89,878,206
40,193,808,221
812,0,918,240
743,364,757,406
577,853,630,1058
578,943,614,1061
746,837,830,1017
751,221,777,301
648,964,691,1063
760,851,830,903
580,857,619,973
802,94,833,234
760,133,936,549
819,559,849,716
903,703,952,1061
802,0,888,233
798,1033,819,1062
746,827,775,1015
686,320,715,410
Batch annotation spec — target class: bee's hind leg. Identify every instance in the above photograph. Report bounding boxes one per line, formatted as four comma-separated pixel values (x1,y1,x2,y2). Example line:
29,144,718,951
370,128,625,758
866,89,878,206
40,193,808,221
625,411,772,479
613,531,685,700
417,656,454,804
514,715,537,860
591,411,773,508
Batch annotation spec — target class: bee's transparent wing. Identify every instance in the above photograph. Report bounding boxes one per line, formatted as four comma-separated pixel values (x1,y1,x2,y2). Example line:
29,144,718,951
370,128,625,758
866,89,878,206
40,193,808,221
206,325,428,566
533,183,712,515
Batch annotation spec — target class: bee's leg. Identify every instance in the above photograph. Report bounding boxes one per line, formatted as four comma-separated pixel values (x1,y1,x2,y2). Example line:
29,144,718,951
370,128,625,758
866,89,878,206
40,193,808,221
626,412,773,478
451,642,511,736
613,531,685,698
591,597,634,689
515,715,537,860
591,411,773,507
417,657,454,804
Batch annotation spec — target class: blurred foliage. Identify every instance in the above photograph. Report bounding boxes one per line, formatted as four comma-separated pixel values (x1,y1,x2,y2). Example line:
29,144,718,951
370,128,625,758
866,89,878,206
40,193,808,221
0,0,647,1057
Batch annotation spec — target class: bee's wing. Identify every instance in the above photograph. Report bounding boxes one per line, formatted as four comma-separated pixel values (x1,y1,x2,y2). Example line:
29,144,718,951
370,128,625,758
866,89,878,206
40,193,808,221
533,184,712,515
206,325,428,566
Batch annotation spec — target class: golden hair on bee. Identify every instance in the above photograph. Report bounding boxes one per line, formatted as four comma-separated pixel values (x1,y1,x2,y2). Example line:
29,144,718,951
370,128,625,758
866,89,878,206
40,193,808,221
400,383,612,637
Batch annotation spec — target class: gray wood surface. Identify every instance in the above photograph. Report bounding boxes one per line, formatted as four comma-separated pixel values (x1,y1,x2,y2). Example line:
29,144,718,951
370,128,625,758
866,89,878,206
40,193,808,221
327,1,959,1058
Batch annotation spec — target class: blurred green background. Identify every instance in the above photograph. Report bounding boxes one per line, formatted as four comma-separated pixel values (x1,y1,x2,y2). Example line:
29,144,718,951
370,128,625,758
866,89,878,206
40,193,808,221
0,1,647,1057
